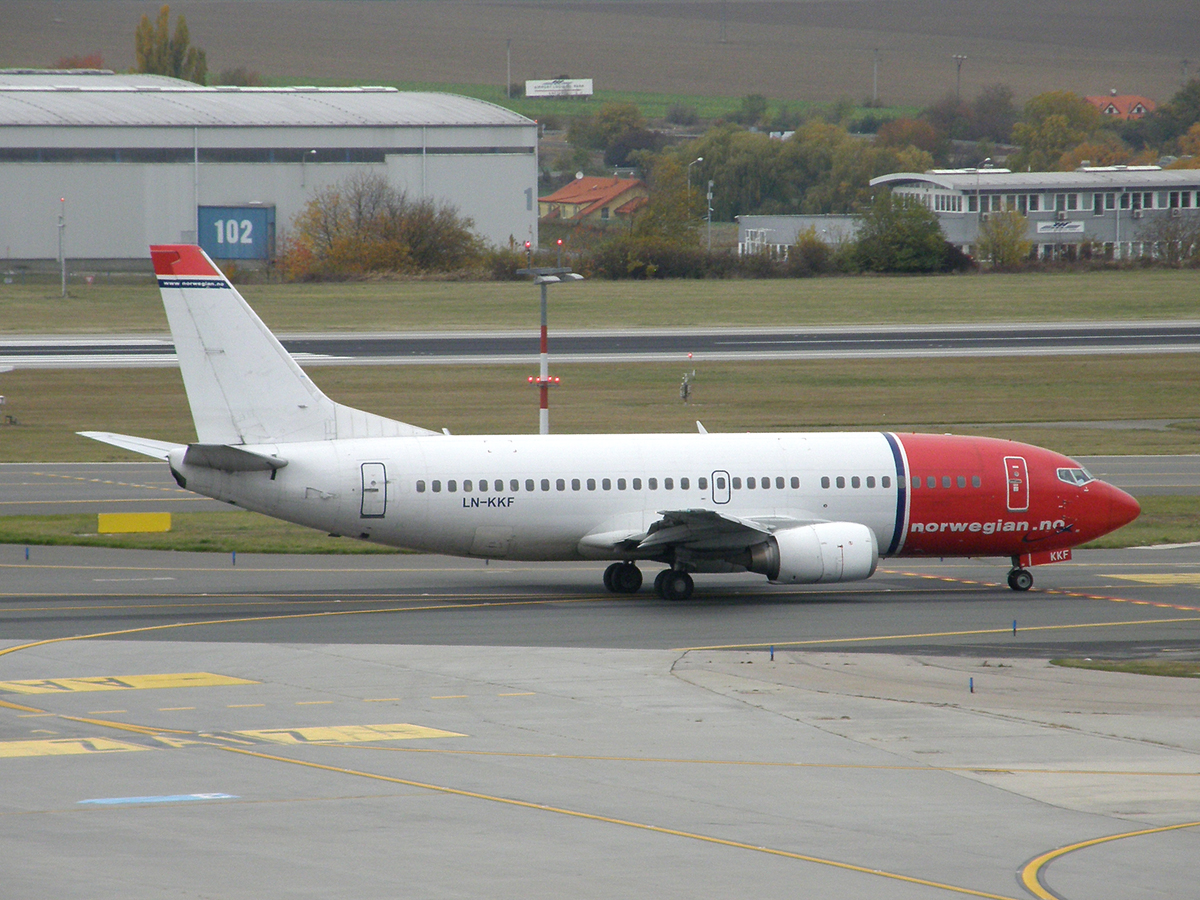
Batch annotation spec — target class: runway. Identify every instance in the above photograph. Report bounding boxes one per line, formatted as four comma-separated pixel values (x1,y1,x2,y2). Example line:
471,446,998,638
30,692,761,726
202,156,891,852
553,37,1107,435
2,544,1200,899
6,319,1200,367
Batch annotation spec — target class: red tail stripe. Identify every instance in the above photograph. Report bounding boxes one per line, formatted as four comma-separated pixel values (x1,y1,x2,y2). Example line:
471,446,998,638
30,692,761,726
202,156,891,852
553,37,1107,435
150,245,222,278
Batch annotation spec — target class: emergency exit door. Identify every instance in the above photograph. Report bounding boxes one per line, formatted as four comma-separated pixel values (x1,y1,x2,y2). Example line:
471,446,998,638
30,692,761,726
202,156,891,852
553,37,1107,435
1004,456,1029,512
361,463,387,517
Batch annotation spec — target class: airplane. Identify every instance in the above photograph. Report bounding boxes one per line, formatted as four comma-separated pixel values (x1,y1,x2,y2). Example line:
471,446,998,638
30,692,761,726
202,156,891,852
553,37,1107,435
82,245,1141,601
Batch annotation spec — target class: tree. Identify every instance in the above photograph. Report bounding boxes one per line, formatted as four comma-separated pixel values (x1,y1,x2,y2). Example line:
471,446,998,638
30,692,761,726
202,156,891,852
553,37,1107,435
134,5,207,84
854,192,947,273
876,118,941,154
281,172,481,279
971,84,1017,143
975,209,1031,268
1009,91,1102,171
56,52,104,69
631,156,695,244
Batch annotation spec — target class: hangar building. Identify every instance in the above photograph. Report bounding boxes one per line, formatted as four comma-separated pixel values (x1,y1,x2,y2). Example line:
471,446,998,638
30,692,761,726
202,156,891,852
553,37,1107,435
0,71,538,267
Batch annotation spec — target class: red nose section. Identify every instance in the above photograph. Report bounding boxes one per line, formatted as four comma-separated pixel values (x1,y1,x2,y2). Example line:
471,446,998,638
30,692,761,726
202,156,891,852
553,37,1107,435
1105,484,1141,534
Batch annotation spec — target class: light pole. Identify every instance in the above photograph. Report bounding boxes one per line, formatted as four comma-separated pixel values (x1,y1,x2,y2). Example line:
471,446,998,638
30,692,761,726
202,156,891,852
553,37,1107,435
57,197,66,298
953,54,967,100
687,156,703,201
706,180,714,252
517,250,583,435
301,149,317,188
872,48,879,104
506,39,512,98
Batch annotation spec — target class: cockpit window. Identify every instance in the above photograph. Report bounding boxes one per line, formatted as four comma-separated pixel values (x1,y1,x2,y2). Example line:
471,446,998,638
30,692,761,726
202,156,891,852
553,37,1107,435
1057,467,1094,486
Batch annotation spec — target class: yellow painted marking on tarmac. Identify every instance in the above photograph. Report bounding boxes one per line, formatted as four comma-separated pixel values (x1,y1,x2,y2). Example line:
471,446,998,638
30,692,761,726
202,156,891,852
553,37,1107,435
295,700,333,705
1021,821,1200,900
0,672,257,695
431,695,467,700
216,745,1020,900
1107,573,1200,585
672,616,1200,652
498,692,536,697
233,723,465,744
0,697,51,714
0,737,150,759
89,710,128,715
16,713,54,718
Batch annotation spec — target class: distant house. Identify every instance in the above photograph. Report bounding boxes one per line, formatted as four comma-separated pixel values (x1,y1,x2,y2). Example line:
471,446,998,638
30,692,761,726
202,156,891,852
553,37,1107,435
539,176,648,225
1085,93,1156,120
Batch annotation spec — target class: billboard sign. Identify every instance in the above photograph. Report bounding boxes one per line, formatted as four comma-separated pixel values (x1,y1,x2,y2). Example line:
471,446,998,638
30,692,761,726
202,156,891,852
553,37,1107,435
198,205,276,260
525,78,593,98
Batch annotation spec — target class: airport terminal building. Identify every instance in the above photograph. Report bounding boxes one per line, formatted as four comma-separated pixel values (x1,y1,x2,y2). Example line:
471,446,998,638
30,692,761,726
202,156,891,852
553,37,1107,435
872,166,1200,261
0,71,539,268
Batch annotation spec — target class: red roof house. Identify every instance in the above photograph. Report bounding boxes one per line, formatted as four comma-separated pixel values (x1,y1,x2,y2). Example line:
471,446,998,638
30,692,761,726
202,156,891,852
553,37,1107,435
1085,93,1157,120
539,176,648,225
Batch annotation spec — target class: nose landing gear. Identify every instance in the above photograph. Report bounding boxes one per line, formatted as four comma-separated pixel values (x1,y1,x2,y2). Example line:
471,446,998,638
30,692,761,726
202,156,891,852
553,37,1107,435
1007,567,1033,591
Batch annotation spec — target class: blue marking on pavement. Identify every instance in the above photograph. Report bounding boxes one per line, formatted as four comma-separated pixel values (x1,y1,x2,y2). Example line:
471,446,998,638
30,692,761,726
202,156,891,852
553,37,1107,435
78,793,238,805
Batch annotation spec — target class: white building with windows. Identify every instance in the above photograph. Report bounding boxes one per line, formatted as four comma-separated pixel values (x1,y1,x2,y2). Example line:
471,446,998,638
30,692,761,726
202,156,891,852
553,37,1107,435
871,166,1200,260
0,71,539,267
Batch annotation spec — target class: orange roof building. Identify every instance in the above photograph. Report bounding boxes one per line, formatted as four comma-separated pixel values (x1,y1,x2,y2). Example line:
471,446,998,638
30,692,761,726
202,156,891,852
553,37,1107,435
539,176,648,224
1085,93,1157,120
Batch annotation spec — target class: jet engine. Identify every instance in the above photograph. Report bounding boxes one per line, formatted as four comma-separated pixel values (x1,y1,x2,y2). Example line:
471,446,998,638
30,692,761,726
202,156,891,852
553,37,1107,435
744,522,878,584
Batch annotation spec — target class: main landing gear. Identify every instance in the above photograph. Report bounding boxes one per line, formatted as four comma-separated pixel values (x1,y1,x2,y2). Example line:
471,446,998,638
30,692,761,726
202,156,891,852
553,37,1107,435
602,562,695,600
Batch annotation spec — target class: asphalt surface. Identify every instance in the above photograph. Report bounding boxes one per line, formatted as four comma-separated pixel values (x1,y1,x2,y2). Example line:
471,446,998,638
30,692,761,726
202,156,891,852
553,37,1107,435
7,319,1200,367
2,545,1200,899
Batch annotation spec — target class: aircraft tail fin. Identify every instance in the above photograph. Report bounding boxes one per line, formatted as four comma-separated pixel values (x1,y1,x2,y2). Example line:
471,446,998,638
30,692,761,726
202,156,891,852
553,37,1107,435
151,245,437,445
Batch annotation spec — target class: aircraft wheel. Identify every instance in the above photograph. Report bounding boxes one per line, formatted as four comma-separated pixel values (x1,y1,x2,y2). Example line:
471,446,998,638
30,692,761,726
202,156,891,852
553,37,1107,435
1007,568,1033,592
614,563,643,594
653,568,671,599
603,562,621,593
659,569,694,601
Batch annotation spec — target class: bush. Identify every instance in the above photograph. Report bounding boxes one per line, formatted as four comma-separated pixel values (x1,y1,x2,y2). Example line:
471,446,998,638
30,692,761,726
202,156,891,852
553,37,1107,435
666,103,699,126
787,228,833,276
853,192,948,273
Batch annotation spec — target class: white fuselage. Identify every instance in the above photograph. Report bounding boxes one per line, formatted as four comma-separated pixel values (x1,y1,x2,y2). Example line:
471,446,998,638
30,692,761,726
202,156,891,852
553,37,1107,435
170,431,902,560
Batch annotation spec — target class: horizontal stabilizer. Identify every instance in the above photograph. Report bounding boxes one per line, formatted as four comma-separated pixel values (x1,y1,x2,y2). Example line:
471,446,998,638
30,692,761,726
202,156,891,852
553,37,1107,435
183,444,287,472
78,431,184,460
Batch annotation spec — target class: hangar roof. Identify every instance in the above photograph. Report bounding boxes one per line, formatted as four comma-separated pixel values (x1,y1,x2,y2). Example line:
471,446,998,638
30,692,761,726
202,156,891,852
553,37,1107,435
0,72,531,129
872,168,1200,192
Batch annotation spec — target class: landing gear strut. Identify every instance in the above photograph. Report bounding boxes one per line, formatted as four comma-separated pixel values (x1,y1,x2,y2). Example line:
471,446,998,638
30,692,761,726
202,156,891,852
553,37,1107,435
603,562,643,594
653,568,694,601
1007,567,1033,591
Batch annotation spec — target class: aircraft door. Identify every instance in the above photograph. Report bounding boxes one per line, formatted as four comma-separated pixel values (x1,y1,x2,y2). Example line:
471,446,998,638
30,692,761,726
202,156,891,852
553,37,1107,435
361,462,387,517
712,470,731,504
1004,456,1029,512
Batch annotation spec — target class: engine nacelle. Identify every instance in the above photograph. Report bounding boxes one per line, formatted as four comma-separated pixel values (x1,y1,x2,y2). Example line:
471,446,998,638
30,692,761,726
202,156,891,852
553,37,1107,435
745,522,878,584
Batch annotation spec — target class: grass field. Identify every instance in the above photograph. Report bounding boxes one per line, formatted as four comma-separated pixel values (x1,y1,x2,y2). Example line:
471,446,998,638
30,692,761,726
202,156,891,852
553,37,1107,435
4,355,1199,463
5,1,1195,107
4,269,1200,334
1051,658,1200,677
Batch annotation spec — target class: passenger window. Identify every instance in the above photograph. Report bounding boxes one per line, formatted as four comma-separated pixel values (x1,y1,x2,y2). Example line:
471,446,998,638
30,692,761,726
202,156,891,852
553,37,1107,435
448,480,457,493
882,476,891,488
851,476,860,488
698,477,708,490
572,478,581,491
602,478,612,490
776,477,785,489
732,477,742,489
417,480,426,492
556,478,565,491
495,480,504,492
464,480,473,492
540,479,550,492
525,479,535,492
586,478,595,490
836,476,845,488
912,476,920,489
747,477,756,489
927,476,936,489
478,479,487,492
649,478,658,490
432,480,442,492
664,478,674,490
866,476,875,488
760,476,769,489
821,476,830,488
617,478,627,490
680,477,689,490
942,476,952,489
633,478,642,490
790,477,800,489
972,476,981,488
510,479,519,492
716,476,726,489
957,476,966,488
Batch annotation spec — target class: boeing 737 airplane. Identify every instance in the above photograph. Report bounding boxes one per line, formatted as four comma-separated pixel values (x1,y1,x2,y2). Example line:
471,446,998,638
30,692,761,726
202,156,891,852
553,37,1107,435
83,245,1140,600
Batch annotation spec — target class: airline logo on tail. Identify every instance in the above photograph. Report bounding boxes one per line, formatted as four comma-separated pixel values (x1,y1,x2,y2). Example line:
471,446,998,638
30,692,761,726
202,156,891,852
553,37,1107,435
151,246,229,289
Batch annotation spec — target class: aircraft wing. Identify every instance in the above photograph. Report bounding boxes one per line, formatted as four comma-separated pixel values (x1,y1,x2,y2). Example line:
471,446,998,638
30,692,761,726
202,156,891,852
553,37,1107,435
78,431,185,461
579,508,825,555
